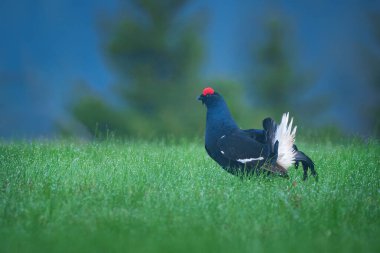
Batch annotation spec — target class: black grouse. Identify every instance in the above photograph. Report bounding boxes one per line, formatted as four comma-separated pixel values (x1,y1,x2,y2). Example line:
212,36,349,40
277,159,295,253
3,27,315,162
198,87,317,180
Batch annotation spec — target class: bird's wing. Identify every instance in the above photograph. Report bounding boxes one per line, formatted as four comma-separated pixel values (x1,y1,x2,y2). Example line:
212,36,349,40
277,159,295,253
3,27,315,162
242,118,278,146
217,131,270,164
262,117,278,149
242,129,267,144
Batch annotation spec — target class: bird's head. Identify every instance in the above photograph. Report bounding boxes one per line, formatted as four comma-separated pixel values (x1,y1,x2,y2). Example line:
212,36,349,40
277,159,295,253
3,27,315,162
197,87,223,108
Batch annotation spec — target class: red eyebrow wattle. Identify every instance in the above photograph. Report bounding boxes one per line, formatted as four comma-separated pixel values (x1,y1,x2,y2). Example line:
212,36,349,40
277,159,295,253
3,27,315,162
202,87,214,96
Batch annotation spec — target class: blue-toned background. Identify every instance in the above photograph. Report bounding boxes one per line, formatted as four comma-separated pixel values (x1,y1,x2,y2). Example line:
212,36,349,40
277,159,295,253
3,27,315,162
1,0,379,139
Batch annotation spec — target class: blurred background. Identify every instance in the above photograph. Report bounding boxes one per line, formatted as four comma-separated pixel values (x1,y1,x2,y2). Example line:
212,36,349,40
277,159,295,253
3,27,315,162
1,0,379,140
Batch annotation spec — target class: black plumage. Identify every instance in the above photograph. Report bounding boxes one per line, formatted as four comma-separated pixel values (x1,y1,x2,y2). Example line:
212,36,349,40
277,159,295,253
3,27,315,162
198,87,317,180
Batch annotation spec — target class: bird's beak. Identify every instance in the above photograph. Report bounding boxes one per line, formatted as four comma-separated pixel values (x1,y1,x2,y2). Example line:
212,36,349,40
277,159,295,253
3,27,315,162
197,95,205,104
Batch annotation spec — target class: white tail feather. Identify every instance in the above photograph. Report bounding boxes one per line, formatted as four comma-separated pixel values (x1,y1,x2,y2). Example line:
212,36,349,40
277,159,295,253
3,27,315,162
274,112,297,170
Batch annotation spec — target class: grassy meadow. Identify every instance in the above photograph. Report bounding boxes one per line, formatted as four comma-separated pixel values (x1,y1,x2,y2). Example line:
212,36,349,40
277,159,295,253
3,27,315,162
0,139,379,253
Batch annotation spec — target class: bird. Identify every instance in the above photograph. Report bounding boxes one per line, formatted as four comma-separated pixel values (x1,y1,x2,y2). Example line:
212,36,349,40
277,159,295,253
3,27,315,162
198,87,317,180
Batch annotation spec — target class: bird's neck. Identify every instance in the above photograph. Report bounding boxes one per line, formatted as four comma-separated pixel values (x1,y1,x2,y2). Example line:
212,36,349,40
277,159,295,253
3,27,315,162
206,100,239,137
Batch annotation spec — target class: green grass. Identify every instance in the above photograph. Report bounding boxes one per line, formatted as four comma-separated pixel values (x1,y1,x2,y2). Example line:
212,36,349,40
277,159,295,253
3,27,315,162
0,139,379,253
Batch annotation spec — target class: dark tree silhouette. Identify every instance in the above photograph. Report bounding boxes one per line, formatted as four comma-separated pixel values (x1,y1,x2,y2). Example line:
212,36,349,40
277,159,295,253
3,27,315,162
249,16,328,124
69,0,206,138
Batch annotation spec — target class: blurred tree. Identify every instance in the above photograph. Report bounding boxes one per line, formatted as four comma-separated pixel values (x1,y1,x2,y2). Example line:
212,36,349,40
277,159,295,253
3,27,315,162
69,0,206,138
249,16,329,124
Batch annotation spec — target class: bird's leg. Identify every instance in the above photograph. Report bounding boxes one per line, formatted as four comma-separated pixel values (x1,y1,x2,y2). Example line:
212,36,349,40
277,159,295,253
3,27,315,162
293,144,309,181
301,161,308,181
293,145,318,181
310,166,318,181
301,161,318,181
